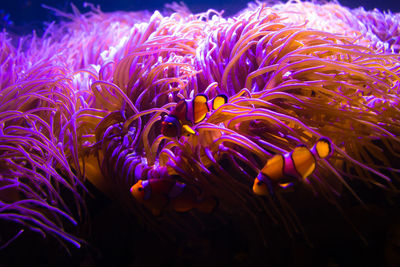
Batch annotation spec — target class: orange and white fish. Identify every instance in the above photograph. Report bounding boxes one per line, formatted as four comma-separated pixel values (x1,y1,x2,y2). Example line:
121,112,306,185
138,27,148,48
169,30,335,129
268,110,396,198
161,94,227,137
130,178,217,216
253,137,333,196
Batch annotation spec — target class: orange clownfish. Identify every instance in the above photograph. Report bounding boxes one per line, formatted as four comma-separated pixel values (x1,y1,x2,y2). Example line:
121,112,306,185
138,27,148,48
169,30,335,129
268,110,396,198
130,178,217,216
253,137,333,196
161,94,228,137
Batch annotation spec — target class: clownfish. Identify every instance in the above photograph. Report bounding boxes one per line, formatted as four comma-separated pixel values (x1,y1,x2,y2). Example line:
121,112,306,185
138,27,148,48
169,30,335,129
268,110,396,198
130,178,217,216
161,94,228,137
253,137,333,196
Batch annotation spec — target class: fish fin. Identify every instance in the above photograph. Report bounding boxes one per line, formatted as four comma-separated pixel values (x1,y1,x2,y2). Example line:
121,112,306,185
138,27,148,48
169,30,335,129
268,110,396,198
278,182,293,189
182,124,196,135
172,200,193,212
196,196,218,213
193,94,209,123
253,173,277,198
151,208,162,216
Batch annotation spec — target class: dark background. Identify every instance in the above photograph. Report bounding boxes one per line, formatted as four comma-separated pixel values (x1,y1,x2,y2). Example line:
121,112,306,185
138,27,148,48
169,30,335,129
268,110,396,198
1,0,399,35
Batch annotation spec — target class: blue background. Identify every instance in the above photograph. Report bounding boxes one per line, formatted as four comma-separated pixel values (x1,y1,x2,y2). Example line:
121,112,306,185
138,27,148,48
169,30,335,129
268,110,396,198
1,0,399,35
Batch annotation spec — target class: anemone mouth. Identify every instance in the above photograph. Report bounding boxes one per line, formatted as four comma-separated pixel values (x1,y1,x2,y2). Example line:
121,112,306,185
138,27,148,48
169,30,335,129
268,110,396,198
1,0,400,258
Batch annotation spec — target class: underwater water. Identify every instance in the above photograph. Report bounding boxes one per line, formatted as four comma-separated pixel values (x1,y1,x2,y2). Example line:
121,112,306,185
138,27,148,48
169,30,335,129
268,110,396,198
1,0,400,266
2,0,400,34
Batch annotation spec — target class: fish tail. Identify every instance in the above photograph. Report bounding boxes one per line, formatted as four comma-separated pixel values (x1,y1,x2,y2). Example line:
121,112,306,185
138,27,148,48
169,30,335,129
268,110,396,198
211,94,228,110
311,137,333,159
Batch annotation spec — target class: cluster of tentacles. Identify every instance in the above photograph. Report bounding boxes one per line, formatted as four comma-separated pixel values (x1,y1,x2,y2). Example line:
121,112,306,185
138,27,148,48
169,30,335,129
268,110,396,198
1,0,400,249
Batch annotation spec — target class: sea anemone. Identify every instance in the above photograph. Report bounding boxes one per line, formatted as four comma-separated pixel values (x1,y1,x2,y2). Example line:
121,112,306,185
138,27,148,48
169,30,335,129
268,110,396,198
80,0,400,244
1,0,400,265
0,31,86,250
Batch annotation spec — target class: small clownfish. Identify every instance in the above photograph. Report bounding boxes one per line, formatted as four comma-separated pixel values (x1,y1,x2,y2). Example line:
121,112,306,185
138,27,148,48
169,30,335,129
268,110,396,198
253,137,333,196
130,178,217,216
161,94,228,137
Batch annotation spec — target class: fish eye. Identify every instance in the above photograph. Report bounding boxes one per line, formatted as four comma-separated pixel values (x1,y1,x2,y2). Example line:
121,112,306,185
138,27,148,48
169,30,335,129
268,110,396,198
257,181,263,186
138,187,143,191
